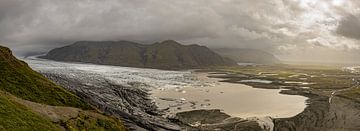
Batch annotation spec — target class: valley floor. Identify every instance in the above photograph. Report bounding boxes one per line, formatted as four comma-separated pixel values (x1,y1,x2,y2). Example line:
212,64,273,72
24,57,360,131
199,65,360,130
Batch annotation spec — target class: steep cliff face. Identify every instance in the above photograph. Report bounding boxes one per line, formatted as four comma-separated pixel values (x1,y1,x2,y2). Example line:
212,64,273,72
41,40,236,69
0,45,126,130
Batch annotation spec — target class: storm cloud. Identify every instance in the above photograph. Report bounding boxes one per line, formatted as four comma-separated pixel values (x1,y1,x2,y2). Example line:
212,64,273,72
1,0,360,63
337,14,360,40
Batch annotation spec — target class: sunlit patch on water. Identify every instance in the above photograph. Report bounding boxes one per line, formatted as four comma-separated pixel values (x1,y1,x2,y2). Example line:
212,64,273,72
284,81,315,85
240,79,273,84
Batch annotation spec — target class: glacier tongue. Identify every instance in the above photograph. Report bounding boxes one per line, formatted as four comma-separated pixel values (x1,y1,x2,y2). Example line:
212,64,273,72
25,57,205,90
23,57,275,130
24,57,208,130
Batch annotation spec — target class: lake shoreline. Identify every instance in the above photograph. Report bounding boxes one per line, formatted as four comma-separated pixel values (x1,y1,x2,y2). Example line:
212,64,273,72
173,68,360,130
151,72,308,119
167,71,312,131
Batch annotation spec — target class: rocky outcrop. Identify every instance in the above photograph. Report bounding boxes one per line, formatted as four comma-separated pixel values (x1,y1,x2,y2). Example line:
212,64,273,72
40,40,236,69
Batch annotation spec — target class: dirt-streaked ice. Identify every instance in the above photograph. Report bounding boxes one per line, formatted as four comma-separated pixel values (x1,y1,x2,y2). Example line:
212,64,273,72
24,57,307,131
25,57,208,90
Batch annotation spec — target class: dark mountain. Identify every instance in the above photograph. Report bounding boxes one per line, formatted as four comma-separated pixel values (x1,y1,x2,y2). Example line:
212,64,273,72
41,40,236,69
0,45,125,130
213,48,281,64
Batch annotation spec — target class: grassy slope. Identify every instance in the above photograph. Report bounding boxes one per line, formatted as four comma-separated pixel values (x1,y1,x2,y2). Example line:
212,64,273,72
0,92,59,131
0,45,126,130
0,46,91,109
60,111,126,131
0,91,126,131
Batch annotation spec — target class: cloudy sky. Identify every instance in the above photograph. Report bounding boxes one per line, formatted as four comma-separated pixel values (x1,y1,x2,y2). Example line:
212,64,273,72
1,0,360,63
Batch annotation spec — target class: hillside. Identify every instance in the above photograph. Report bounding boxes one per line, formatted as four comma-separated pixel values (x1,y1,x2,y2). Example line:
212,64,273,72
0,46,90,108
213,48,281,64
0,45,126,130
40,40,236,69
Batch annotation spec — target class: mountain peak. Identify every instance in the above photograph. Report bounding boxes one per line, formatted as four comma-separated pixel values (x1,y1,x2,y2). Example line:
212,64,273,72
0,45,27,67
155,40,182,47
0,45,13,59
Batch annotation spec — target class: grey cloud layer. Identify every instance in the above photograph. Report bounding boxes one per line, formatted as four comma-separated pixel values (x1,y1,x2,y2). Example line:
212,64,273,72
337,14,360,40
0,0,360,63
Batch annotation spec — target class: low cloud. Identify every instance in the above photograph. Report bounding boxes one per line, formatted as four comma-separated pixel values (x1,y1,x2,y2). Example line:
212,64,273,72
0,0,360,63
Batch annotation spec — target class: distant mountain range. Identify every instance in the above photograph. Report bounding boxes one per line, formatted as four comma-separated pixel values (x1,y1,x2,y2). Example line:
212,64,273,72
213,48,281,64
0,45,125,130
40,40,236,69
41,40,280,69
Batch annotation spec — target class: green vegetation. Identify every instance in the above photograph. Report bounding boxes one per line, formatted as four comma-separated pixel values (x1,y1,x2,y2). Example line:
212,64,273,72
0,91,126,131
0,46,126,130
61,112,126,131
0,92,60,131
0,46,91,109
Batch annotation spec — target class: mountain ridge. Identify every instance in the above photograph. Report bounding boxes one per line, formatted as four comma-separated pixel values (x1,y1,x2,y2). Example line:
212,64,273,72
213,48,281,64
41,40,236,69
